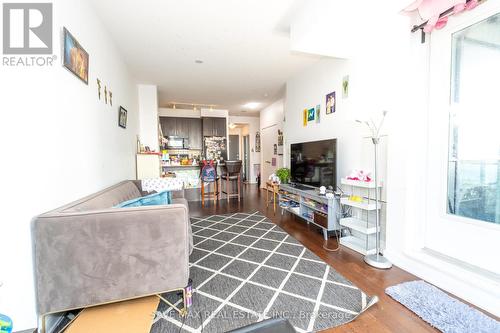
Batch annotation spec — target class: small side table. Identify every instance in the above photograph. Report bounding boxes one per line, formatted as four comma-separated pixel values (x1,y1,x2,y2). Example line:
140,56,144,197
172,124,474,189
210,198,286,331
266,181,280,214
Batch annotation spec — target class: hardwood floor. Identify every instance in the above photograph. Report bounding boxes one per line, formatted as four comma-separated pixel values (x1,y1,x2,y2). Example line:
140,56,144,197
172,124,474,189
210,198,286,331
188,184,438,333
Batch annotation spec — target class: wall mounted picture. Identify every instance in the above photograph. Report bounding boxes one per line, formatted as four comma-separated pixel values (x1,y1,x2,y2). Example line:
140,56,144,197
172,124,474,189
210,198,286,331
307,108,315,121
62,27,89,84
255,131,261,152
273,144,277,155
277,129,283,146
315,104,321,123
118,106,127,128
97,79,101,99
326,91,336,114
342,76,349,98
303,109,308,126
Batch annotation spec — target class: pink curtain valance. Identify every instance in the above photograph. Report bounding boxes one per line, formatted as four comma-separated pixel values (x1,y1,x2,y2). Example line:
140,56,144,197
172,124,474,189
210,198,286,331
404,0,480,32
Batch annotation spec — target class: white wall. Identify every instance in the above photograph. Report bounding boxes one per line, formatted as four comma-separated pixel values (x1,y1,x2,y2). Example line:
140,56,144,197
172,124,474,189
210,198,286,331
0,0,138,330
384,2,500,318
138,85,159,151
287,0,500,318
260,99,285,183
159,107,201,118
260,99,284,131
284,0,411,253
229,116,261,183
285,59,388,200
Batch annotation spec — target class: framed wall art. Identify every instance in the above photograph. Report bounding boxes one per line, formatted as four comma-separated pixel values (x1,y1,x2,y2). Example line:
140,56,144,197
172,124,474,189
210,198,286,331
118,106,127,129
326,91,336,114
62,27,89,84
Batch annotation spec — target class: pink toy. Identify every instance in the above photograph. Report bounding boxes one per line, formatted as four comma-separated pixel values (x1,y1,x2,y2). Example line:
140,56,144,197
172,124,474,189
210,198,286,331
403,0,479,33
346,169,372,183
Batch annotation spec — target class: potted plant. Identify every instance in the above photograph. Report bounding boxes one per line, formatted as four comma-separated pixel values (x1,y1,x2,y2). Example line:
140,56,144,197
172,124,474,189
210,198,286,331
276,167,291,184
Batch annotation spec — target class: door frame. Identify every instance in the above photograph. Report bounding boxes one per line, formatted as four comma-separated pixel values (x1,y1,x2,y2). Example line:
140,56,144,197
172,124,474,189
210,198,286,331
424,2,500,274
243,135,250,182
228,134,240,160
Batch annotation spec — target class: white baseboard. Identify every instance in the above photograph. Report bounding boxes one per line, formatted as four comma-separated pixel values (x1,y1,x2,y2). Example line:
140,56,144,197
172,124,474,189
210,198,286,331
385,249,500,318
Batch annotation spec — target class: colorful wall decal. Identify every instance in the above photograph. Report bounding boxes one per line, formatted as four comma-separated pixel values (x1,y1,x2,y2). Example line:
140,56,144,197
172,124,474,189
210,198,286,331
315,104,321,123
342,76,349,99
326,91,336,114
303,109,308,126
307,108,315,121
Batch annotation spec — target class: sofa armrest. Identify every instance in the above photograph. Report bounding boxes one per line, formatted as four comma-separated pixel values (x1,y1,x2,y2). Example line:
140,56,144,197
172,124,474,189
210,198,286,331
32,204,190,316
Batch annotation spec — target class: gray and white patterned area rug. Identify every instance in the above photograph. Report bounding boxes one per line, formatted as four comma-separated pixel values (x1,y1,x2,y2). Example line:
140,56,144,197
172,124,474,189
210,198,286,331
151,212,377,333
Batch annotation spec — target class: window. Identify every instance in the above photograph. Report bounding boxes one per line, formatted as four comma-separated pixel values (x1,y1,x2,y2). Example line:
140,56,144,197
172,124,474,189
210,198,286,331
447,13,500,224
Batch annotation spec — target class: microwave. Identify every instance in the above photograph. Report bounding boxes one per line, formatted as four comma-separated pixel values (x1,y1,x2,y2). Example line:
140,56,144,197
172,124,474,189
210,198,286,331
167,136,189,149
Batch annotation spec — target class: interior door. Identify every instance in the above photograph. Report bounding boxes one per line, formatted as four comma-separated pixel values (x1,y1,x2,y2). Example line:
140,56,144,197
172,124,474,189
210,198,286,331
243,135,250,182
261,125,278,187
229,135,239,160
426,4,500,274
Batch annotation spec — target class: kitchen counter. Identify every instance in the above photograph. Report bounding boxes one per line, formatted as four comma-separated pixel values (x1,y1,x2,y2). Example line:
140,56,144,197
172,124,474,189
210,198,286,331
163,165,200,169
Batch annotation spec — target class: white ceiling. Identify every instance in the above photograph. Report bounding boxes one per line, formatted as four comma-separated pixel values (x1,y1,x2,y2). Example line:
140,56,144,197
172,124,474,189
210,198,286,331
89,0,322,115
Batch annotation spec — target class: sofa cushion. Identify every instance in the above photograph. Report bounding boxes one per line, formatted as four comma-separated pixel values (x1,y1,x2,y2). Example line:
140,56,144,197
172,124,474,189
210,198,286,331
115,191,172,208
63,181,142,212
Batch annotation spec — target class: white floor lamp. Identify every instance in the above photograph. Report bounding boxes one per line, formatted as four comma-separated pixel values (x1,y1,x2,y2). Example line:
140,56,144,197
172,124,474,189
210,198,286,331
356,111,392,269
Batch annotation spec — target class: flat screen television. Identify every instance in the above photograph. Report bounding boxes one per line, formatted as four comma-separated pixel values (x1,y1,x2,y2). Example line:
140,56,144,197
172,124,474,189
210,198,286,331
290,139,337,189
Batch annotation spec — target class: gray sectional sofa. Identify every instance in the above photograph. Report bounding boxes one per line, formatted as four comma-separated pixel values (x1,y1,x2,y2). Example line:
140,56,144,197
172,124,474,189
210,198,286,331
31,180,193,321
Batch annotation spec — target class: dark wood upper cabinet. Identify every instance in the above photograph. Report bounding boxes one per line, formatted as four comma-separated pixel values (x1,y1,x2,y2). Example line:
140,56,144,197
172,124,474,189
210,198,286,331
178,118,190,138
214,118,226,137
160,117,176,137
203,117,226,137
160,117,193,138
188,118,202,149
203,117,214,136
160,116,224,149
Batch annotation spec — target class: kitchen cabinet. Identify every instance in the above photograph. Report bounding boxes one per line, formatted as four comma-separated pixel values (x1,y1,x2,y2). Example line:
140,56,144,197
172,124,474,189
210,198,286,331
161,117,176,137
202,117,226,137
203,117,214,136
188,118,202,149
177,118,190,138
160,117,203,149
214,118,226,137
160,117,191,138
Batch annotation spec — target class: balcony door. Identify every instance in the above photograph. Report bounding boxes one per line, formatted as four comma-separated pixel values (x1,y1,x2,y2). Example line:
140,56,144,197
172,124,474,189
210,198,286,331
426,4,500,275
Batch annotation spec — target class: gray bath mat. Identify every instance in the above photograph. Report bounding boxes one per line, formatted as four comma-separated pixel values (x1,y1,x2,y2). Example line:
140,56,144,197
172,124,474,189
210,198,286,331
386,280,500,333
151,211,377,333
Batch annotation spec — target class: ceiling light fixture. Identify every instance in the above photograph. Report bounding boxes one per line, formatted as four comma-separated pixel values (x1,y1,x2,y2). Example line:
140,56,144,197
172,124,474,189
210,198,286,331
243,102,260,109
195,60,203,64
